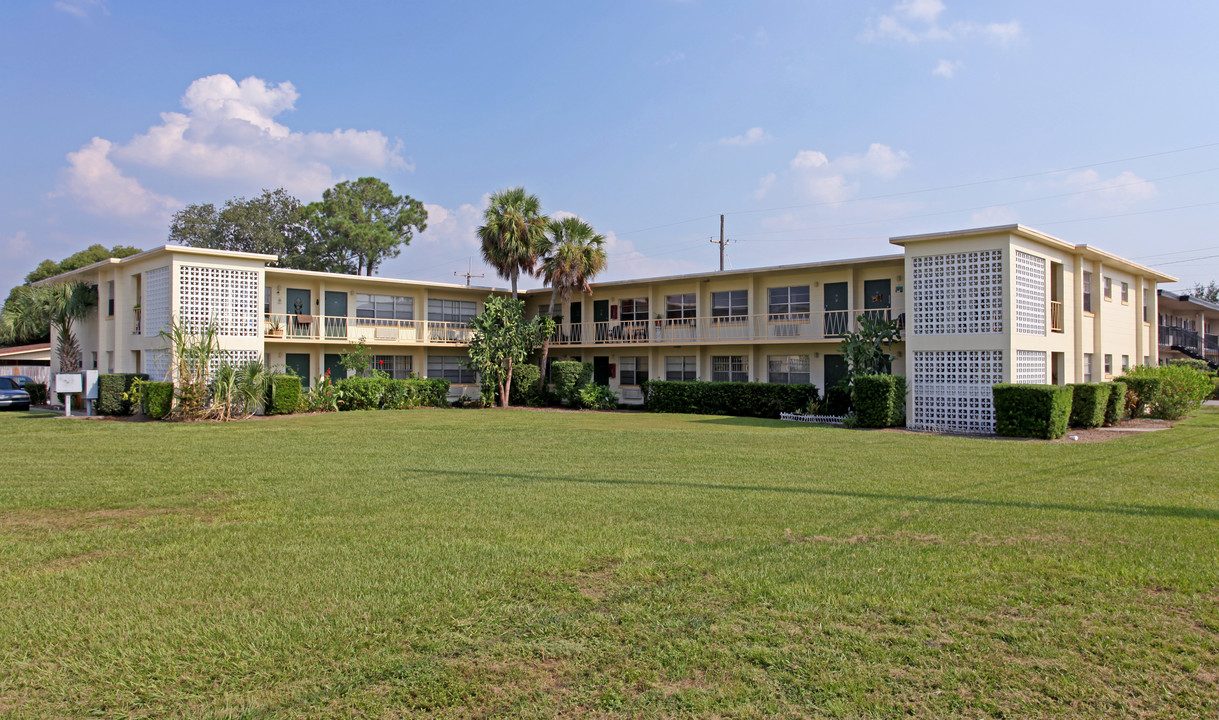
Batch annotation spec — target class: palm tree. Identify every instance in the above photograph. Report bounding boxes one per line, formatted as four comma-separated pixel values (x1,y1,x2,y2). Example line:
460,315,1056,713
0,282,96,371
477,187,548,298
536,216,607,389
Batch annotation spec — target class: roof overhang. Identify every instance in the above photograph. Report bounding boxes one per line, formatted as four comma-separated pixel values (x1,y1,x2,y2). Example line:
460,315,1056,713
33,245,280,286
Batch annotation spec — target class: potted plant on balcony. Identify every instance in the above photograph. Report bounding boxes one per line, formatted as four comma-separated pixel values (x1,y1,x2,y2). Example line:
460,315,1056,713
266,315,284,338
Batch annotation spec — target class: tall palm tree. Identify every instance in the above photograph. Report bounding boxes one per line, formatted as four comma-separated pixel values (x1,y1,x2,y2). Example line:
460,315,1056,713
0,282,96,371
536,216,607,389
477,187,548,298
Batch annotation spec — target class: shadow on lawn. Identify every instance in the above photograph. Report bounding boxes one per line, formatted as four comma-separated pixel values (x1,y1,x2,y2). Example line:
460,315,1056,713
405,467,1219,522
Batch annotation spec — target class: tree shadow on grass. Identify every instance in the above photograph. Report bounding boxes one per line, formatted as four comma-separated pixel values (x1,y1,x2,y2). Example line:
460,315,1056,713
404,466,1219,522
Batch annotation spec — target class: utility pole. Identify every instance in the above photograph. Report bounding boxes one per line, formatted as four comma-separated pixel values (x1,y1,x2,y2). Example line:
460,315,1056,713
709,214,729,271
453,258,484,286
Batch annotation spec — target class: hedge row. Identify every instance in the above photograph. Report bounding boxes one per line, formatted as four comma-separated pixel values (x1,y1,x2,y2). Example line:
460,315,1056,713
1103,381,1126,427
334,376,451,411
642,380,818,419
97,373,149,416
992,384,1074,439
508,363,543,406
1068,383,1111,429
1123,376,1162,418
268,375,302,415
852,374,907,428
26,382,48,406
551,361,592,406
142,381,173,419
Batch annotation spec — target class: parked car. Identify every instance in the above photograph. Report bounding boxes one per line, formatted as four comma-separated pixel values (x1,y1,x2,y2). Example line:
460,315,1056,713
5,375,35,388
0,377,31,411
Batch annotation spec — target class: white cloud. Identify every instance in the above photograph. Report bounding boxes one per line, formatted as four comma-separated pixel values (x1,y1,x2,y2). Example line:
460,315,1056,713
54,0,107,19
861,1,1021,45
59,137,179,221
4,231,32,257
717,127,771,147
754,173,776,199
969,206,1019,226
1061,170,1158,211
778,143,910,203
932,59,961,78
57,74,408,221
655,50,685,66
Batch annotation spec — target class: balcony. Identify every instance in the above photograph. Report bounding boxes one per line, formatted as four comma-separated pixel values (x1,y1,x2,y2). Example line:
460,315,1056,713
263,313,472,345
1049,301,1064,333
1159,324,1201,351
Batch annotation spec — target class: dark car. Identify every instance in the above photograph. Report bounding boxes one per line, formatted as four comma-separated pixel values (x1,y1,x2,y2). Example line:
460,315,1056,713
5,375,35,388
0,377,30,411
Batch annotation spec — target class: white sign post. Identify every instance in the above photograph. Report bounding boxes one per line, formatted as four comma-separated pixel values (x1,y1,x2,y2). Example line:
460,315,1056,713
83,370,99,416
54,373,83,417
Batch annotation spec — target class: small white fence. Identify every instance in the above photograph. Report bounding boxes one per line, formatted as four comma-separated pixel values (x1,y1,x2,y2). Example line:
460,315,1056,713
780,412,846,427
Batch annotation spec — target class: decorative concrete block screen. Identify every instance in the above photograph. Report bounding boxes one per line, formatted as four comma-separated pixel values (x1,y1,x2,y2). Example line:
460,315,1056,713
210,350,261,375
143,267,171,338
1015,349,1047,384
911,250,1004,336
144,348,171,381
1014,250,1047,336
910,349,1003,434
178,265,259,336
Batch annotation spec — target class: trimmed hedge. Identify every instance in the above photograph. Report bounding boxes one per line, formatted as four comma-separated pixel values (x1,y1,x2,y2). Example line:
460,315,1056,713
992,384,1074,439
852,374,905,428
509,363,543,406
1212,377,1219,401
142,381,173,419
334,376,451,411
406,377,451,407
336,375,386,410
268,375,302,415
1122,375,1162,418
1102,381,1126,426
824,385,852,416
26,382,47,406
1067,383,1111,429
97,373,148,416
642,380,819,419
552,361,592,406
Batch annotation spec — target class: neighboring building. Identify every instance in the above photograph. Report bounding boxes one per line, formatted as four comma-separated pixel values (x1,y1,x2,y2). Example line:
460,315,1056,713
0,342,51,367
1156,289,1219,367
42,224,1176,433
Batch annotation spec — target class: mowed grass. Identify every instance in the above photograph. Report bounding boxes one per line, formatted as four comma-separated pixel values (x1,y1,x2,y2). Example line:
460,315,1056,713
1,407,1218,719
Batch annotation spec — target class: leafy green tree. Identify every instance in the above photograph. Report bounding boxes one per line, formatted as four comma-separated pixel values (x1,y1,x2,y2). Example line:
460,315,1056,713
304,177,428,276
478,187,548,298
169,189,338,271
536,216,607,389
466,296,553,408
0,282,96,370
1,244,140,346
839,314,902,384
1188,281,1219,304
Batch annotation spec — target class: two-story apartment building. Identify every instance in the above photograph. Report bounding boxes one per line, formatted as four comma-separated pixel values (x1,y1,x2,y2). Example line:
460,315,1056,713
44,224,1175,433
1157,289,1219,367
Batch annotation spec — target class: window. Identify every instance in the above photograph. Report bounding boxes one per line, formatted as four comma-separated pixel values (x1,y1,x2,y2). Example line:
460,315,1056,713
1143,290,1150,322
359,294,414,321
665,293,696,323
371,355,413,380
427,299,476,324
711,290,748,322
106,351,113,373
1104,353,1113,376
711,355,748,382
107,281,115,317
1120,281,1129,304
768,286,810,319
620,356,648,385
1083,271,1093,313
264,286,271,315
428,355,476,384
620,298,649,322
665,356,697,381
1103,276,1112,301
768,355,810,384
1121,354,1129,372
91,351,98,370
1084,353,1093,382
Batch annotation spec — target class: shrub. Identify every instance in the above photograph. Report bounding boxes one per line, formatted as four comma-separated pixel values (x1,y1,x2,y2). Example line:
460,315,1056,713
268,375,302,415
992,384,1073,439
642,381,819,419
142,381,174,419
508,363,543,406
1068,383,1111,429
1102,381,1126,426
1212,377,1219,401
852,374,903,428
335,375,390,410
96,373,149,416
824,385,852,416
1121,369,1163,418
405,377,450,407
26,382,47,406
1140,364,1213,420
1166,357,1212,373
577,383,617,410
889,375,907,427
552,361,592,406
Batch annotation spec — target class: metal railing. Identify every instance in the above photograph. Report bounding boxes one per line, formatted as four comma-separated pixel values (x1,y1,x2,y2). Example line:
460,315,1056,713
1159,325,1201,350
1049,301,1064,333
262,313,473,345
545,308,900,347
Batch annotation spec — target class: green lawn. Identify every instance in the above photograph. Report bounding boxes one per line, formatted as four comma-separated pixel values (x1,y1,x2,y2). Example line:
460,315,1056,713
1,407,1217,719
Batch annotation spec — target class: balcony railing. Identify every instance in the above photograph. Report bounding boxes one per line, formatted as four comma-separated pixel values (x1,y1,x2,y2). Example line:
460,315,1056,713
546,308,900,347
262,313,472,345
1159,325,1202,351
1049,301,1064,333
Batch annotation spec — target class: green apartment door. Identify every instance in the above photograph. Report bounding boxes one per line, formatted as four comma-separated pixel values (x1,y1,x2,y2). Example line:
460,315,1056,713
824,282,848,336
324,291,348,339
593,356,611,386
569,301,582,342
286,353,310,388
286,288,312,337
324,353,345,381
593,300,610,343
824,354,847,391
864,279,891,322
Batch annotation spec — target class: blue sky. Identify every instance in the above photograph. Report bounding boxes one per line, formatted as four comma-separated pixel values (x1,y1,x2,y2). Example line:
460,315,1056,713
3,0,1218,296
